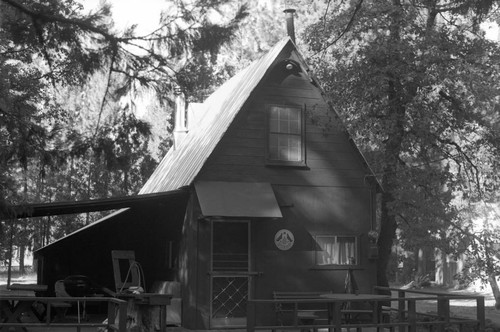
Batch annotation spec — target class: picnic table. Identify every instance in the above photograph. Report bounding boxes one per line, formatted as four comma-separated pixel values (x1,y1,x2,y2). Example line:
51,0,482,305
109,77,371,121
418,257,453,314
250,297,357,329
6,284,48,295
0,284,48,332
320,293,390,329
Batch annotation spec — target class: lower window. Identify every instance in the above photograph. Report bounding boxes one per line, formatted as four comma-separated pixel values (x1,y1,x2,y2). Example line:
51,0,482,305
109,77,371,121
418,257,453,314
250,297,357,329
315,235,357,265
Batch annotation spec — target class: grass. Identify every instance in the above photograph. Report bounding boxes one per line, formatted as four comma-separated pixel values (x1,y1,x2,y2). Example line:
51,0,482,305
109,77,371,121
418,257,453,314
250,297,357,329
0,267,37,285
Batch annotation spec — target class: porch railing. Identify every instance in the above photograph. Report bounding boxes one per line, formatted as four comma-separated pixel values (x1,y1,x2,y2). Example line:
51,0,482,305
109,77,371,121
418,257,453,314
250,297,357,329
247,287,486,332
0,295,127,332
374,286,486,332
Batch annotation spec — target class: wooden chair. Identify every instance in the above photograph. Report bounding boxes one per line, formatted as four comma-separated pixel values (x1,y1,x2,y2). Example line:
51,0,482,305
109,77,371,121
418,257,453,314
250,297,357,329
111,250,143,294
52,280,73,320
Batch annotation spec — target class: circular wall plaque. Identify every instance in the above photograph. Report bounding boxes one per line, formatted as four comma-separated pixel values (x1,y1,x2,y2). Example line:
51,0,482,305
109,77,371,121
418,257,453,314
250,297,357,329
274,229,294,251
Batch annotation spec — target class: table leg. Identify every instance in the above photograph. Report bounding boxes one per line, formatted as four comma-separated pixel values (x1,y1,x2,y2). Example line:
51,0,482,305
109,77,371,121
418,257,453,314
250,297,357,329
1,300,34,332
326,303,332,332
326,302,342,332
372,301,379,324
333,302,342,332
159,305,167,332
1,300,12,321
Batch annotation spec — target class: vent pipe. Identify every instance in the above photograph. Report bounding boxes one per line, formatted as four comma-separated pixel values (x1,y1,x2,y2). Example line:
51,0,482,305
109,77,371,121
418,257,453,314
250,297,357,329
173,87,188,149
284,8,296,43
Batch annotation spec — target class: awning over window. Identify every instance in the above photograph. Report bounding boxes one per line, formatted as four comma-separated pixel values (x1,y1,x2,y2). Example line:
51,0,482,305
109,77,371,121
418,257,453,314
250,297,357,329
194,181,282,218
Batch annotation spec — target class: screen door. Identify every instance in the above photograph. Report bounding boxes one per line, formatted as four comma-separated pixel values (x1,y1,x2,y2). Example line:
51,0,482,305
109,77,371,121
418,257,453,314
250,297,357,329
210,220,251,328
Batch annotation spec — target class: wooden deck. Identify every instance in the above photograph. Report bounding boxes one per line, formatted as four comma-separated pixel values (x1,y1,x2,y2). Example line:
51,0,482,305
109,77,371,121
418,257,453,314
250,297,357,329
1,287,487,332
247,287,486,332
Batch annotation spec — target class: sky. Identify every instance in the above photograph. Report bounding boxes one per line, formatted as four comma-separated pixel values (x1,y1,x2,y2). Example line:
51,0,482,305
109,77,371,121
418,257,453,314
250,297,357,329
81,0,166,34
84,0,500,41
482,21,500,41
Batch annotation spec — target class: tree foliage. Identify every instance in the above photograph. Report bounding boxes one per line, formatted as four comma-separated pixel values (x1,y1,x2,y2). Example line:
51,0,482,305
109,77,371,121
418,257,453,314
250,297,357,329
0,0,248,270
304,0,500,297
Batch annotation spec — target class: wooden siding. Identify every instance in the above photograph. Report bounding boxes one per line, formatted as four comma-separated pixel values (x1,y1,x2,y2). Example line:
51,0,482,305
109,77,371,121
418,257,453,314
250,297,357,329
35,192,189,294
251,185,376,322
193,48,378,319
197,49,370,189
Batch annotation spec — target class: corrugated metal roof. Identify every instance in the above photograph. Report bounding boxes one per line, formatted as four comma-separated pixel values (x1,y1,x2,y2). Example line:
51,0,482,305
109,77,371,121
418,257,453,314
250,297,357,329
139,37,293,194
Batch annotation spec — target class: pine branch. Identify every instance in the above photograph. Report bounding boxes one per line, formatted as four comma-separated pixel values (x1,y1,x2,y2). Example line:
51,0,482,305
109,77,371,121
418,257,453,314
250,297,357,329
1,0,119,42
93,51,116,142
32,18,55,87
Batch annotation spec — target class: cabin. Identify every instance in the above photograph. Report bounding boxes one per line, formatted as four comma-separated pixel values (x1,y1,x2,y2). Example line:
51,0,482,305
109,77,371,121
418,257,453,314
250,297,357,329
34,12,381,330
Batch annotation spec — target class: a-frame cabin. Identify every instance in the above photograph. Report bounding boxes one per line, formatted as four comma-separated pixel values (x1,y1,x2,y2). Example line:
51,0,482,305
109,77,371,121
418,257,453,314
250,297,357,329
35,23,381,330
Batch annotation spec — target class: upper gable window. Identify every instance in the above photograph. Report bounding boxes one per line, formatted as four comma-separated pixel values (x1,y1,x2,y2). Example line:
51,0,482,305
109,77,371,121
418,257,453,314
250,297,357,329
267,105,305,166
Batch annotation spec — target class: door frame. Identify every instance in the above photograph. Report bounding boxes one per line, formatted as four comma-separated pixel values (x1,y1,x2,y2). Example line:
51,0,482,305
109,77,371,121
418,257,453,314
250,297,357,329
209,219,252,328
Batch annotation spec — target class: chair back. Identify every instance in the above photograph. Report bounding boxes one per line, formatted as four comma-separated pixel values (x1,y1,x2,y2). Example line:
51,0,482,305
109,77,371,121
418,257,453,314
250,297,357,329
111,250,141,293
55,280,70,297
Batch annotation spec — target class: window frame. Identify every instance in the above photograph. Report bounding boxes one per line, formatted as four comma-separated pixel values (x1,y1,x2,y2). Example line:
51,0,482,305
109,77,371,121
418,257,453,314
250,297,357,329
266,104,306,167
314,234,359,267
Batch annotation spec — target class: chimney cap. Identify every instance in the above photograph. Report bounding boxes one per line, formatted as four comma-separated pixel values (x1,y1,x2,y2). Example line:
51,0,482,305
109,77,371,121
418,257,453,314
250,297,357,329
283,8,296,14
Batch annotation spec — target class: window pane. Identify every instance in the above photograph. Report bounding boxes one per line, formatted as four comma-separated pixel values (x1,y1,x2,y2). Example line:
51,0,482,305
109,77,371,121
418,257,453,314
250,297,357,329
269,107,279,120
278,135,288,147
289,121,299,134
280,108,289,120
268,106,303,163
289,146,300,161
278,147,288,160
278,120,287,133
269,134,278,160
289,108,300,121
289,136,301,161
316,236,356,265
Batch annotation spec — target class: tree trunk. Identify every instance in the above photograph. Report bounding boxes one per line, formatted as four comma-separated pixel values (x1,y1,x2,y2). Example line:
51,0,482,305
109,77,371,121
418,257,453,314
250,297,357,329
19,244,26,274
483,227,500,309
45,216,51,247
377,191,398,290
376,0,406,290
487,275,500,309
7,220,15,287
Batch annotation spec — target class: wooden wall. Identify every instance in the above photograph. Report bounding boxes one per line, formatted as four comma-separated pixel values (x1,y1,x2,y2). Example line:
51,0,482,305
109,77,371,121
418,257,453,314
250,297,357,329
184,46,378,329
198,49,369,188
35,195,189,296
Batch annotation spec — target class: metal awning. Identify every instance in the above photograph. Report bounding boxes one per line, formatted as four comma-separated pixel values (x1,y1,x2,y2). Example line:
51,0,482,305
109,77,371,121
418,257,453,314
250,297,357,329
194,181,282,218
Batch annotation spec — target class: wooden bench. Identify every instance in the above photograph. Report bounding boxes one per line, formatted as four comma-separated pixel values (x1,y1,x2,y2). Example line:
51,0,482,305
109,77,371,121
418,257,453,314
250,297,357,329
273,291,330,329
